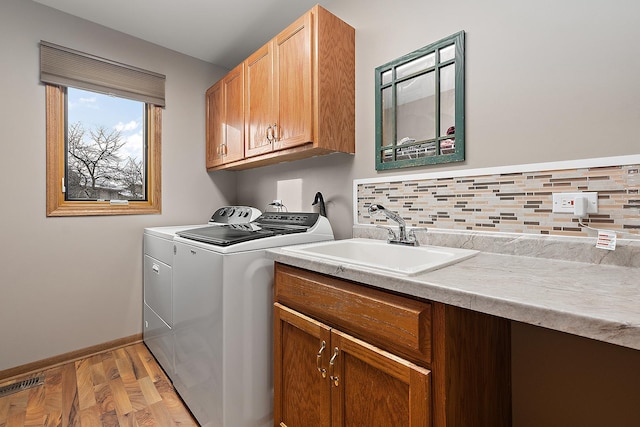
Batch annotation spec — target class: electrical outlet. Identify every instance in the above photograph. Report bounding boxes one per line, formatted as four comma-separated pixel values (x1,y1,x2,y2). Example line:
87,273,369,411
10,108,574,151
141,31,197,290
552,192,598,214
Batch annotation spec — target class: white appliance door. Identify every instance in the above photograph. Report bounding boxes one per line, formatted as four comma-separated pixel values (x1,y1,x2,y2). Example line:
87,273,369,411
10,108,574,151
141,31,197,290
221,252,274,427
172,241,223,426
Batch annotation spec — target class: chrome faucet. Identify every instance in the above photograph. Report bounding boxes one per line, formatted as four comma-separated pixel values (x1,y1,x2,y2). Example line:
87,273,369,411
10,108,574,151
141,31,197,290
368,204,418,246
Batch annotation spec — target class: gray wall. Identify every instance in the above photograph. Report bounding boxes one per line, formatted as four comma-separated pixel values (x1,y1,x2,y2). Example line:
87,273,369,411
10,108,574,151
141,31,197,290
233,0,640,425
236,0,640,239
0,0,235,371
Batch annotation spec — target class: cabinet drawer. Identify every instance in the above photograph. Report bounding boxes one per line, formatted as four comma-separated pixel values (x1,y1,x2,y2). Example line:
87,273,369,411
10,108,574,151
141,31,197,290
274,263,432,365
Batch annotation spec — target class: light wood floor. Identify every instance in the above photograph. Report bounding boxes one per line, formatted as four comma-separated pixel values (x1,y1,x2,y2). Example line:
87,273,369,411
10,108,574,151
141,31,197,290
0,343,198,426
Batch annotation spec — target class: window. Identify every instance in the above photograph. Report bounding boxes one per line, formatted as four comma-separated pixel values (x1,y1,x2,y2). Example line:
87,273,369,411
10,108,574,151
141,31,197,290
41,41,164,216
375,31,465,170
66,88,147,201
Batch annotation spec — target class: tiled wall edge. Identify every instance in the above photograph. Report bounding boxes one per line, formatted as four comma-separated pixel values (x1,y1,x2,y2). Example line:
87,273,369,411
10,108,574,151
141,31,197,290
352,154,640,225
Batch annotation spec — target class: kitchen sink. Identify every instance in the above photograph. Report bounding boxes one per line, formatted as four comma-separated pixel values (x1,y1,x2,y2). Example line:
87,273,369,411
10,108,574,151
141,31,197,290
281,238,478,276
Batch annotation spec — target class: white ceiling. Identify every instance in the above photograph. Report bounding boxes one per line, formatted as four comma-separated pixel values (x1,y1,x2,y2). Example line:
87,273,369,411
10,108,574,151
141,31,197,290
33,0,323,69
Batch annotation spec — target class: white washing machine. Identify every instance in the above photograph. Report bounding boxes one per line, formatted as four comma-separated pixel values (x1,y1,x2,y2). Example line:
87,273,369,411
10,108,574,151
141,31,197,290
143,206,262,383
144,210,334,427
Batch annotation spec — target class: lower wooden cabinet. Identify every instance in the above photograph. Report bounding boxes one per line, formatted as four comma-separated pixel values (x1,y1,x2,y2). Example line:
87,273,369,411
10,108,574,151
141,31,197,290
275,303,431,427
273,263,512,427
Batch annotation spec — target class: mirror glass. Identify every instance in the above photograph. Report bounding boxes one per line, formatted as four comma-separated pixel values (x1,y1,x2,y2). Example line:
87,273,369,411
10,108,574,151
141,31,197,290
396,53,435,79
439,45,455,62
397,72,435,143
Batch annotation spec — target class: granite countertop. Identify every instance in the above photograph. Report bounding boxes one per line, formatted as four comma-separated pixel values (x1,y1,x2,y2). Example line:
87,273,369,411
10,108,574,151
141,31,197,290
267,230,640,352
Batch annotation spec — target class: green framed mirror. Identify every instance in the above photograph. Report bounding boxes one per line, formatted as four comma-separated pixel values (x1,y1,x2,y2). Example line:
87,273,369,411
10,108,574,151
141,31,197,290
375,31,465,170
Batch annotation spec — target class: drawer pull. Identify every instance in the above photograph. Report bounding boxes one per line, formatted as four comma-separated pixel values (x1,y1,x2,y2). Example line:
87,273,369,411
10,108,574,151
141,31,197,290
316,340,327,378
329,347,340,387
152,264,160,274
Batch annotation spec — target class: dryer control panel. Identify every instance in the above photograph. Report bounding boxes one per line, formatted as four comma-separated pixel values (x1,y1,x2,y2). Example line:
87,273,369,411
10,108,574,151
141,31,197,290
209,206,262,224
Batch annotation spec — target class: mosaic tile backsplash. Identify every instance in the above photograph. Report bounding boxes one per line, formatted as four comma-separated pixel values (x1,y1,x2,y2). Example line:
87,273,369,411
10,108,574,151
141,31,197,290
357,164,640,238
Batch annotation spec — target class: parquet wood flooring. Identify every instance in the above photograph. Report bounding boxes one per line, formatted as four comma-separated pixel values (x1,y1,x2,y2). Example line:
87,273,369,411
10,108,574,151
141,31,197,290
0,343,198,427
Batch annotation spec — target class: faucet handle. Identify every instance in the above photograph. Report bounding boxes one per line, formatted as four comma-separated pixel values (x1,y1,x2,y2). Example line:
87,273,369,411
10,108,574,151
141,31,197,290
408,226,428,235
376,225,398,241
407,226,427,238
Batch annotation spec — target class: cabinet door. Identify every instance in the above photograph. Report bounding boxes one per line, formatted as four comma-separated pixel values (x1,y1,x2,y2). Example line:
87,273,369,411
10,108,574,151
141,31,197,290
273,10,313,151
222,63,245,163
274,303,331,427
206,64,245,168
245,42,275,158
330,329,432,427
205,81,224,168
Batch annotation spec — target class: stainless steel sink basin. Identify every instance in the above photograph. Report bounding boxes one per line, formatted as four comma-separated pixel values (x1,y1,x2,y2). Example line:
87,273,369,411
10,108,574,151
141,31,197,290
281,238,478,276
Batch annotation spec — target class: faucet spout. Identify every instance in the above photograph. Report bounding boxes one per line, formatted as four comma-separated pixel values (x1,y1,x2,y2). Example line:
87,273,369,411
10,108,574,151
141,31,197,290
368,204,405,227
368,204,416,245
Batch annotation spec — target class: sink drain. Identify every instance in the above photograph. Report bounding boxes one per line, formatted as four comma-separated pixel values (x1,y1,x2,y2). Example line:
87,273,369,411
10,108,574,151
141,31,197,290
0,376,45,398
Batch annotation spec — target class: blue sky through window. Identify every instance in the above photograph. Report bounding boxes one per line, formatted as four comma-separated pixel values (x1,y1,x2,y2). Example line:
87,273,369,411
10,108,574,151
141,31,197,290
67,87,145,161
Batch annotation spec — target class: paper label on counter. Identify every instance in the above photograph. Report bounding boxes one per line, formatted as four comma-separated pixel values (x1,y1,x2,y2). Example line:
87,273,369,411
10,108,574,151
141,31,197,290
595,231,617,250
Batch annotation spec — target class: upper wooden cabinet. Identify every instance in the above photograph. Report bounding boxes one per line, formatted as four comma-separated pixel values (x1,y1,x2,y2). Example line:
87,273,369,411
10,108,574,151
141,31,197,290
207,5,355,171
206,63,244,168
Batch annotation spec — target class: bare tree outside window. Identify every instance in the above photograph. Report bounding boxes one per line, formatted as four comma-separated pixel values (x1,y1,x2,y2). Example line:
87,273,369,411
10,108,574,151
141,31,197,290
66,88,146,201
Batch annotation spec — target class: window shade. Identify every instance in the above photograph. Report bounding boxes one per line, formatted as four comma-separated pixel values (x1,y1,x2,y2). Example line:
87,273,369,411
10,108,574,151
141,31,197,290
40,41,165,107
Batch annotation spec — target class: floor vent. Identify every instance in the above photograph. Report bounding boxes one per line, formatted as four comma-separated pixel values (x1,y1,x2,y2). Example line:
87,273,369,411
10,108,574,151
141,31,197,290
0,376,45,398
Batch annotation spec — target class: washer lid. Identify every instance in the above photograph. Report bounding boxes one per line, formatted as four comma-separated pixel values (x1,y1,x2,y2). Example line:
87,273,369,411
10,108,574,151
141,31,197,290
177,224,275,246
176,212,321,247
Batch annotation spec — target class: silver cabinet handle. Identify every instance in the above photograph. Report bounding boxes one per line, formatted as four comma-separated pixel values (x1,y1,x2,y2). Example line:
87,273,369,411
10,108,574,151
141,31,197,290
329,347,340,387
316,341,327,378
266,125,273,143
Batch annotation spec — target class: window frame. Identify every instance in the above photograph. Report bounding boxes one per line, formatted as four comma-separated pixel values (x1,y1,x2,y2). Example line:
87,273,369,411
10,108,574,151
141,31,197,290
46,84,161,216
375,31,465,170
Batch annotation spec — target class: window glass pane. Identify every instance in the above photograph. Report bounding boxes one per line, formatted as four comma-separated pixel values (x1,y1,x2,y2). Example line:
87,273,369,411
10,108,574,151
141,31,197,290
66,87,146,201
439,63,456,137
396,53,435,79
439,44,455,62
397,72,435,143
381,70,392,85
381,86,394,147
